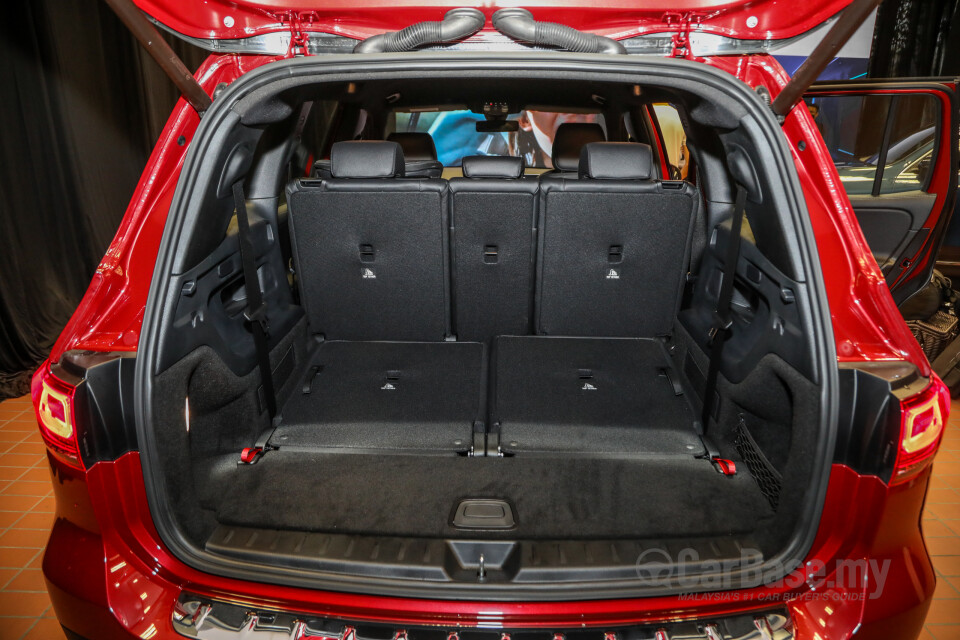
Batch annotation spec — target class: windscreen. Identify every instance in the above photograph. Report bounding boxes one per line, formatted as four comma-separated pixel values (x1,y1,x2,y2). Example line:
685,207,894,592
387,109,605,169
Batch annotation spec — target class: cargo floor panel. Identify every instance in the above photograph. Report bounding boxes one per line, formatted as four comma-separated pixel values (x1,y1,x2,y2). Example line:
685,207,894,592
211,451,771,539
493,336,704,455
274,341,486,452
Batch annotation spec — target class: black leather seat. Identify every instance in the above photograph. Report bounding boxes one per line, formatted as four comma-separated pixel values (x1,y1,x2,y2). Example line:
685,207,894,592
537,142,699,337
312,132,444,179
547,122,606,176
387,132,444,178
288,140,451,341
449,156,538,342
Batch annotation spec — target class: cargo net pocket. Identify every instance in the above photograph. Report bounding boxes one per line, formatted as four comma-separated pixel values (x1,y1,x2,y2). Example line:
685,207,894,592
734,416,783,510
907,310,959,362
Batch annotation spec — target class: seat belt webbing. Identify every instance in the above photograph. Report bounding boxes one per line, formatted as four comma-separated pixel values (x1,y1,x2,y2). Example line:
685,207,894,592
700,184,748,433
232,182,277,419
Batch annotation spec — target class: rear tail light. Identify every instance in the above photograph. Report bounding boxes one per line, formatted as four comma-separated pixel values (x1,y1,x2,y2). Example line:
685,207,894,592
31,362,84,470
892,374,950,484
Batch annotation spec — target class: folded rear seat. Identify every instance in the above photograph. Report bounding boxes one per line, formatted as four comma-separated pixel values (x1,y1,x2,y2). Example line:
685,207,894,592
492,142,702,455
536,142,698,337
492,336,705,455
449,155,538,342
284,141,484,453
271,340,486,453
289,140,450,341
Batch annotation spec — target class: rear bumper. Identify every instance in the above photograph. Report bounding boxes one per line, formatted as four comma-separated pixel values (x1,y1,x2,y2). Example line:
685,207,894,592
45,567,933,640
43,455,935,640
171,595,795,639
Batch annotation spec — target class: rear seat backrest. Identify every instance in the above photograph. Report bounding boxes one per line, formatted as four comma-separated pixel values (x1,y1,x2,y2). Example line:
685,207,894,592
449,156,538,342
549,122,606,176
288,140,450,341
537,142,698,337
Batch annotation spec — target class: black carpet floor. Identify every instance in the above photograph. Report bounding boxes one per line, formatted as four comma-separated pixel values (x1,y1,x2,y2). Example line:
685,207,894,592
211,451,772,540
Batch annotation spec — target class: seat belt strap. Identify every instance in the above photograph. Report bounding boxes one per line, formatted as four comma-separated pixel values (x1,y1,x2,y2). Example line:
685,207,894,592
232,182,277,420
700,184,748,433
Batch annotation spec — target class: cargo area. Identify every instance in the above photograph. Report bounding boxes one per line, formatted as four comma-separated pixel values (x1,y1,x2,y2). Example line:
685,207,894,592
140,61,831,596
199,337,769,541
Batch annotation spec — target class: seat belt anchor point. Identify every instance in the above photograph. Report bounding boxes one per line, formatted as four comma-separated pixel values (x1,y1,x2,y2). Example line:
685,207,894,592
239,446,264,465
711,457,737,476
244,302,270,333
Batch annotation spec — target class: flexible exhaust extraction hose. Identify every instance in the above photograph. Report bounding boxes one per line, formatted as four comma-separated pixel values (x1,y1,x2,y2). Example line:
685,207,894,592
354,8,486,53
492,8,626,54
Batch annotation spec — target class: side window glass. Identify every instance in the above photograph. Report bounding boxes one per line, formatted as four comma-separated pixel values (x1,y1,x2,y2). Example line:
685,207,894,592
651,103,689,180
804,93,938,196
881,98,938,193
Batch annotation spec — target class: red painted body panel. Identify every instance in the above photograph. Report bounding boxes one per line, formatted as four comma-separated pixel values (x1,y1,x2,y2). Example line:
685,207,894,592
48,52,932,373
134,0,854,42
34,34,948,640
703,55,932,373
42,452,935,638
48,53,281,364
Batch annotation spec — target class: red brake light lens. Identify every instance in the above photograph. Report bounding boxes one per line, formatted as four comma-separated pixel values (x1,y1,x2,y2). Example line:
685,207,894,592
30,363,84,470
892,375,950,484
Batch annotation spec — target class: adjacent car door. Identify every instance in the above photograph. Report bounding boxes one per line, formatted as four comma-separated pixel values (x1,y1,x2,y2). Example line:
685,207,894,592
803,79,959,306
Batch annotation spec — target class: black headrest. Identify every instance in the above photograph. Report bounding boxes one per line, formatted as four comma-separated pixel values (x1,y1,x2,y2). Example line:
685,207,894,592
313,159,332,179
551,123,606,172
579,142,654,180
330,141,405,178
461,155,524,179
403,160,444,179
387,132,439,162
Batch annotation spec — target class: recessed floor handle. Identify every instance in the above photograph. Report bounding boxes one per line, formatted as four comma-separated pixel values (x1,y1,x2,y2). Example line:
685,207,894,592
452,499,515,529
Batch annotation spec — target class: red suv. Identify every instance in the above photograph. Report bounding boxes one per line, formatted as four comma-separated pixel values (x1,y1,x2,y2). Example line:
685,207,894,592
30,1,959,639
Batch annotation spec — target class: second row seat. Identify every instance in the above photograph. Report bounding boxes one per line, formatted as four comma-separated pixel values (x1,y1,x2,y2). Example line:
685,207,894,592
288,140,698,344
288,141,451,342
450,155,538,342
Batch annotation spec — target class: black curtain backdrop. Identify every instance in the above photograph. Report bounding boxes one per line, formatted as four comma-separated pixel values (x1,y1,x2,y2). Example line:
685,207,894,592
869,0,960,77
0,1,959,399
0,1,204,398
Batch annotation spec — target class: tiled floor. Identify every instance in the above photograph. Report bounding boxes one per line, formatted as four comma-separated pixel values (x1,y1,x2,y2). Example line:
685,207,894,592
0,395,60,640
922,400,960,640
0,393,959,639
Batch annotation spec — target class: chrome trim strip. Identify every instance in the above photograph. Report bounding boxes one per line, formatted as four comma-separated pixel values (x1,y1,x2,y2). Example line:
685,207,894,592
148,16,358,55
147,15,835,57
620,17,837,57
173,595,795,640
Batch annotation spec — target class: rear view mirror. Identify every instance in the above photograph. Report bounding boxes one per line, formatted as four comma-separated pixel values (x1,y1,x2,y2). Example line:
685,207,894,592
477,120,519,133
